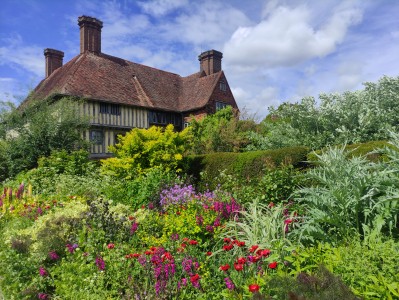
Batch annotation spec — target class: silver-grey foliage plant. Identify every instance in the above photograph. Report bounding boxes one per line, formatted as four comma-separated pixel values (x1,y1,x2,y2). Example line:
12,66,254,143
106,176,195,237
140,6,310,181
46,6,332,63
292,138,399,244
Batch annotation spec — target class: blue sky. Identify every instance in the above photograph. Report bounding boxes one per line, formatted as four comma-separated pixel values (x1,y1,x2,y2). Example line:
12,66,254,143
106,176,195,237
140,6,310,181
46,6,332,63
1,0,399,120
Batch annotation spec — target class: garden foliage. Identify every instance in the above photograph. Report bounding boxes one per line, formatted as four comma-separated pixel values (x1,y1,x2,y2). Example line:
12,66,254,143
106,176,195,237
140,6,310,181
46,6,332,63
0,97,89,180
2,76,399,299
247,75,399,151
101,124,192,178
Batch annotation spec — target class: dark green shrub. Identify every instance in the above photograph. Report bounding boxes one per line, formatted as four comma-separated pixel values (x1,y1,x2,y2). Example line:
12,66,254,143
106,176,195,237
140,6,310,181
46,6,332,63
187,146,309,184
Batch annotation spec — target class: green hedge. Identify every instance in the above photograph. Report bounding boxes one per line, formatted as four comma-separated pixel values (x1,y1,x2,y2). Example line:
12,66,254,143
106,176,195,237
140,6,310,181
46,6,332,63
186,146,309,181
307,140,392,162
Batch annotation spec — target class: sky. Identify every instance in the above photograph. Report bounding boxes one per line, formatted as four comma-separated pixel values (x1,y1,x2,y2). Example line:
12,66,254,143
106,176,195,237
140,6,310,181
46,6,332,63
1,0,399,120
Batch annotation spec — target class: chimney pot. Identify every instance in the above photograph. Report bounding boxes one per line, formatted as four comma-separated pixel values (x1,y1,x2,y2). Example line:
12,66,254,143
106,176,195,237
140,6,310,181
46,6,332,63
78,16,103,54
198,50,223,75
44,48,64,78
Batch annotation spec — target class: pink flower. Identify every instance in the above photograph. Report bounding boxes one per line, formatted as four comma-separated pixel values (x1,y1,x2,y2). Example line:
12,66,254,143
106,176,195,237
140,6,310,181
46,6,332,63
107,243,115,249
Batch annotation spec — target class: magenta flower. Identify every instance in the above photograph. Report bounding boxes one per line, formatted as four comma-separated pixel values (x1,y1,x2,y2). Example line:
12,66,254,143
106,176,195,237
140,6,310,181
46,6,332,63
95,256,105,271
48,251,59,260
66,243,79,253
224,277,235,290
130,222,139,234
39,267,47,277
37,293,48,299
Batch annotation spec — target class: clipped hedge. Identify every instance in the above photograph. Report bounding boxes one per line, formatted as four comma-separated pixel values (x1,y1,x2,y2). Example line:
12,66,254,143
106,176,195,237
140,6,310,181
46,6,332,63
186,146,309,181
307,140,392,162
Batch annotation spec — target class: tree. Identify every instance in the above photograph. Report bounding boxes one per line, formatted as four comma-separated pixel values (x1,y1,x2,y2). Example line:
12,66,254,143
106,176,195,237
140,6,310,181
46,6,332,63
189,106,248,154
0,97,90,180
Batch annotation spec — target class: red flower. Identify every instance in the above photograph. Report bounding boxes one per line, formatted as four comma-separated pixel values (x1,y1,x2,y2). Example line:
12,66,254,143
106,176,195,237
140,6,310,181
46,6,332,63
150,246,157,252
248,284,260,293
181,243,187,248
223,237,231,243
260,249,271,257
249,245,259,253
183,238,189,242
237,241,245,247
128,215,134,220
145,250,152,255
223,244,234,251
190,273,200,283
268,261,278,269
176,211,181,215
268,202,275,208
234,263,244,271
107,243,115,249
236,257,246,264
189,240,198,245
132,253,140,258
161,252,173,262
219,264,230,271
284,219,293,225
206,251,212,256
248,255,261,263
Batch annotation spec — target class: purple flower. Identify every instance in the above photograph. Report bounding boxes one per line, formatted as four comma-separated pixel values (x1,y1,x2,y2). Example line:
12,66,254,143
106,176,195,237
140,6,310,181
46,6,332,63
48,251,59,260
182,257,193,273
39,267,47,277
66,243,78,253
224,277,235,290
206,225,214,233
16,183,24,199
159,184,195,207
95,256,105,271
170,233,179,241
138,254,147,266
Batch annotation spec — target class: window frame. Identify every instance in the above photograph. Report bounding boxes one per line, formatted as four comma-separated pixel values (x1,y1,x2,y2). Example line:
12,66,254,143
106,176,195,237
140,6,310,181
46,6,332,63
90,130,104,145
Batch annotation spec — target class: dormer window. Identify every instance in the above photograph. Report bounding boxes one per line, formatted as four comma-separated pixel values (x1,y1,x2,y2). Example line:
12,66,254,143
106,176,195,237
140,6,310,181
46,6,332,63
219,80,227,91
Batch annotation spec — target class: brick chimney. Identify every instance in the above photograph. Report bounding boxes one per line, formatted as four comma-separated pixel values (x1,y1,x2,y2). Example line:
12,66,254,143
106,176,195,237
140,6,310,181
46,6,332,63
44,48,64,78
198,50,223,75
78,16,103,54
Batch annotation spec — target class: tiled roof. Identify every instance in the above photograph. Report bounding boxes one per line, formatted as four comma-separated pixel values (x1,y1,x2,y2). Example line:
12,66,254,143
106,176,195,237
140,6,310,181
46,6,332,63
26,52,224,112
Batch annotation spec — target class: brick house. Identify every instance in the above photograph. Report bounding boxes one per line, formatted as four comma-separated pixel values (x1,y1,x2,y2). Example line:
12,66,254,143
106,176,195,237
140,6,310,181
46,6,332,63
23,16,238,157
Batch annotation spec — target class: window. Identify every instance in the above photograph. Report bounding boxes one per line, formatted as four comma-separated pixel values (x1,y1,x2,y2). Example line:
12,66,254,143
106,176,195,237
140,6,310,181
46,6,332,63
219,80,227,91
100,103,108,113
110,104,121,115
216,101,229,111
90,130,103,145
99,103,121,115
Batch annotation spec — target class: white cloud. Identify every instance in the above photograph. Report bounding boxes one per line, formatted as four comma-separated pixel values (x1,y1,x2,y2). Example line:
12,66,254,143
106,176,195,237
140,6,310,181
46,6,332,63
161,1,251,48
224,2,362,70
0,34,43,77
138,0,188,16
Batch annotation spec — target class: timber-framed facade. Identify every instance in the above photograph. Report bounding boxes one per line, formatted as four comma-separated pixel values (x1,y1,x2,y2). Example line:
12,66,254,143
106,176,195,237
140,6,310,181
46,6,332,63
23,16,238,158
